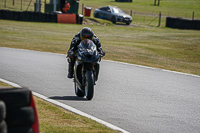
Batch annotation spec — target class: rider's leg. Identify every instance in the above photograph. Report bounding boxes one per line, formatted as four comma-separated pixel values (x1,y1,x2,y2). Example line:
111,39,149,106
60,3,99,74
94,63,100,81
67,57,75,79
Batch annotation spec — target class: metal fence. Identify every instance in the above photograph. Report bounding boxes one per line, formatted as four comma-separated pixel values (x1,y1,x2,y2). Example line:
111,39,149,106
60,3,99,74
122,10,200,27
131,11,162,26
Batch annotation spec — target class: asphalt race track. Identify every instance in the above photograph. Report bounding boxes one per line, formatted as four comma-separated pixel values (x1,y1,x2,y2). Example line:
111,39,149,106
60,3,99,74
0,47,200,133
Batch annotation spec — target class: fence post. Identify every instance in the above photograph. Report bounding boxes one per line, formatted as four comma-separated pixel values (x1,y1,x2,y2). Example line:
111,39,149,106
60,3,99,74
157,12,161,27
53,0,56,12
21,0,22,10
157,0,160,6
82,4,84,15
192,11,194,20
130,10,132,16
154,0,156,6
4,0,6,8
39,0,41,12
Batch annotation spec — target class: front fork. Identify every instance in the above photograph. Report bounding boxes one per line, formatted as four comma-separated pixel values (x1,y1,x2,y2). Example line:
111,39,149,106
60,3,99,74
82,65,86,88
81,63,99,88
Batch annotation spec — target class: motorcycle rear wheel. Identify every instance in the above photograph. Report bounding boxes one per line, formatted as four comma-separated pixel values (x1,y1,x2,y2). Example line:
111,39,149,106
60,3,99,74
85,70,94,100
74,82,84,97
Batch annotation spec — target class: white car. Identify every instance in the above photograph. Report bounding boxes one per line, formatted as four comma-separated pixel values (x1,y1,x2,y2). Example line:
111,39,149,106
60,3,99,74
94,6,132,25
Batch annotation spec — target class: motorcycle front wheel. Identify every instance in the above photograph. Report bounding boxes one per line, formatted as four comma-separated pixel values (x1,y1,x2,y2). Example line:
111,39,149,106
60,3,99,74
74,82,84,97
85,70,94,100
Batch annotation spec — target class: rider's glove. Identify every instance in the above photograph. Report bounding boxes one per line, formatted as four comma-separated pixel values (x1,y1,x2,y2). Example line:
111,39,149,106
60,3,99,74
99,49,105,56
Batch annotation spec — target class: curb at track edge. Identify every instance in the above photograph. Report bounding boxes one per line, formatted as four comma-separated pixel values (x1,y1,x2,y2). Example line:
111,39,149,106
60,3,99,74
0,78,130,133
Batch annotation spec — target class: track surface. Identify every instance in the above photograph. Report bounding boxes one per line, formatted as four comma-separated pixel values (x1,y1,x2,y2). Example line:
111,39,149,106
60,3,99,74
0,47,200,133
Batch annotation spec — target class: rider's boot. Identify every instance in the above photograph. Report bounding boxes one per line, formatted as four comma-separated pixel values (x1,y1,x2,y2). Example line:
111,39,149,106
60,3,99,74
67,57,75,78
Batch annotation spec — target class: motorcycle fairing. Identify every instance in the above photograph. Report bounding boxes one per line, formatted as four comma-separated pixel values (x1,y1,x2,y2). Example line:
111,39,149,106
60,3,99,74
77,39,100,63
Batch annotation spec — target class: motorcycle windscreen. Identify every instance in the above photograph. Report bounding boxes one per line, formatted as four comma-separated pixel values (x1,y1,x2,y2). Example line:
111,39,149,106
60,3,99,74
77,40,99,62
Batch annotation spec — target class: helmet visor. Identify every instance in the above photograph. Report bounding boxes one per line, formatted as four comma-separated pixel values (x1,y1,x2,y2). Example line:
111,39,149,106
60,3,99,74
81,35,93,40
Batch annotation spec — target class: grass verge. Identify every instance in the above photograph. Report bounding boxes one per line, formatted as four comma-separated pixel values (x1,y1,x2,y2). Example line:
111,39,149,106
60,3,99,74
35,96,118,133
0,81,13,88
0,20,200,75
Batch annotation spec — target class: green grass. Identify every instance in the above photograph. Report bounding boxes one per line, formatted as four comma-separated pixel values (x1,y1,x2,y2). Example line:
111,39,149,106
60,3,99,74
1,20,200,75
35,96,118,133
2,0,200,16
80,0,200,17
80,0,200,27
0,81,13,87
1,0,200,27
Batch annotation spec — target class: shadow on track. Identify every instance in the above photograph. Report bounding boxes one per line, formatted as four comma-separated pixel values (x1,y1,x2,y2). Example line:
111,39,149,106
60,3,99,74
49,96,87,101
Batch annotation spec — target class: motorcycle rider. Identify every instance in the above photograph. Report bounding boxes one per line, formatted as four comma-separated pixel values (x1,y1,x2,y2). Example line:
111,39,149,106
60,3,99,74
67,27,105,78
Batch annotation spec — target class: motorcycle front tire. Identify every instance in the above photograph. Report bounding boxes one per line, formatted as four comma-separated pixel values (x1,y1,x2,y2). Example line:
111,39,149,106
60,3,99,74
74,82,84,97
85,70,94,100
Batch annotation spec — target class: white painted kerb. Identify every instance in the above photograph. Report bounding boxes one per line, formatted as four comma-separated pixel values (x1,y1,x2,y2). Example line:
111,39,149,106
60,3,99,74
0,78,129,133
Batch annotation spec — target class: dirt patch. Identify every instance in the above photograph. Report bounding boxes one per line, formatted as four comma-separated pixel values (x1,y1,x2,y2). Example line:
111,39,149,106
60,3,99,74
83,18,140,27
82,18,105,26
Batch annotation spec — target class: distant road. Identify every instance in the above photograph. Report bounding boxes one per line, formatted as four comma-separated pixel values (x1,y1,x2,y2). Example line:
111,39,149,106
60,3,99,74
1,47,200,133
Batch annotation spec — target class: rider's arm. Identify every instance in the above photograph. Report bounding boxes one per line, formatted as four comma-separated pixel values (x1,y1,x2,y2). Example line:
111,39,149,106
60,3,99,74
92,34,105,56
92,34,101,50
68,33,81,54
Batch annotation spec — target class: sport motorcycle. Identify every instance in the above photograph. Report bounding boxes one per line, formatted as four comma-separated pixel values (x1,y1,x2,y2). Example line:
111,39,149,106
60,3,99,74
67,39,104,100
